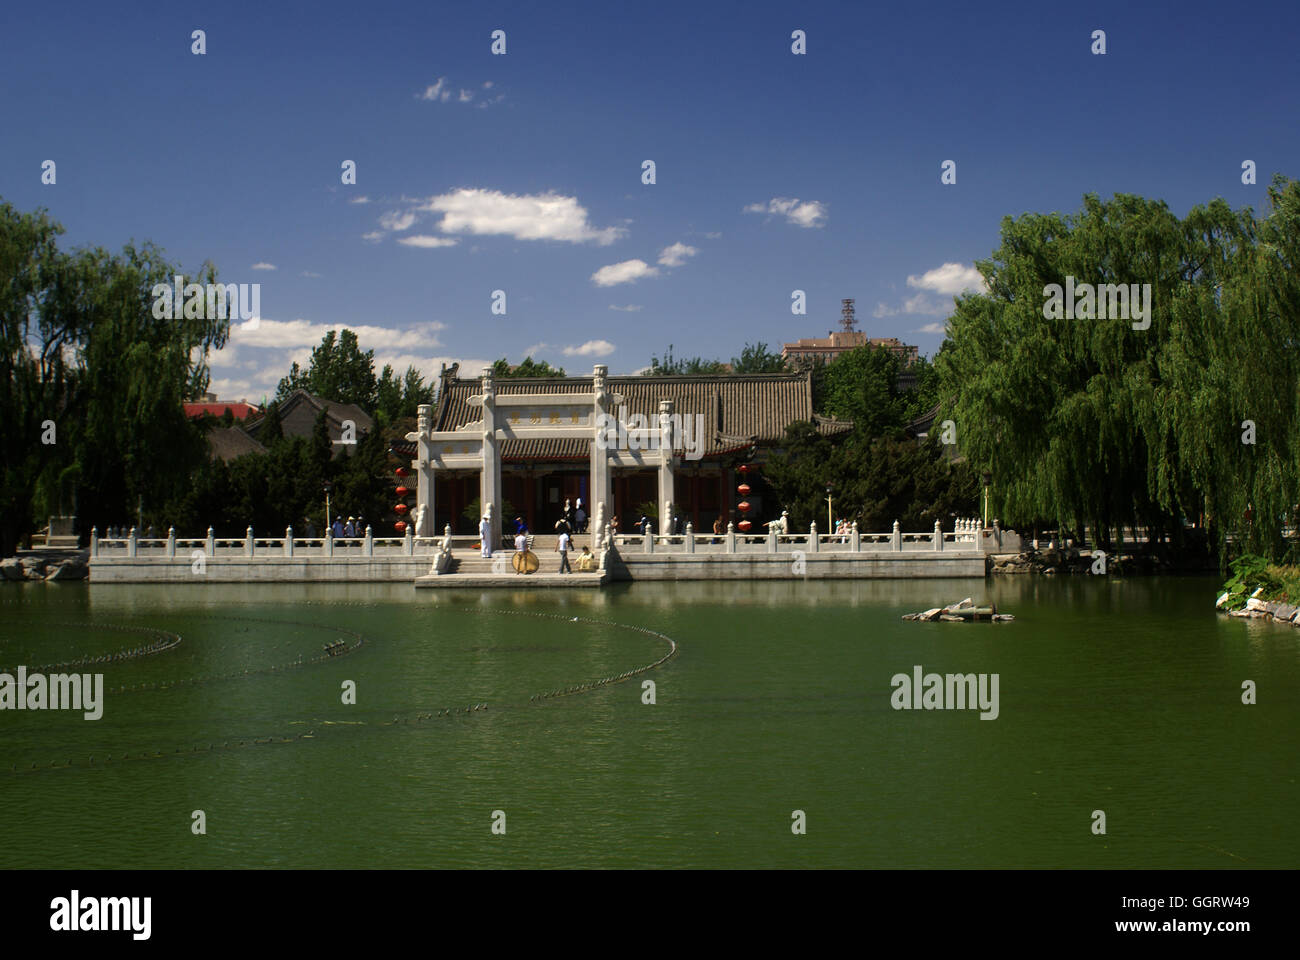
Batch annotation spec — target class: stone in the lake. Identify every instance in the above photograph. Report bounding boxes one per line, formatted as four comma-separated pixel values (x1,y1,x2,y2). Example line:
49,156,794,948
1273,603,1297,621
993,614,1015,621
0,557,23,581
919,608,942,621
1250,586,1265,598
1246,597,1268,612
956,597,974,608
901,613,919,621
1215,592,1230,609
940,614,964,622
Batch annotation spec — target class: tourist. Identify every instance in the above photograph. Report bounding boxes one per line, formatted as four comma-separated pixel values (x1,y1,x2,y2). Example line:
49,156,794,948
713,515,724,544
554,517,571,535
304,518,317,539
575,499,587,533
514,516,528,535
332,517,344,539
556,528,572,573
344,517,356,538
479,512,492,558
356,516,366,535
514,529,528,574
563,498,574,529
577,545,595,571
610,514,620,534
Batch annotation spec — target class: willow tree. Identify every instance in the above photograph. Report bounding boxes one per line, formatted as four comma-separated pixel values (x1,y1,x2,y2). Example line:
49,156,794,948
936,177,1300,560
0,199,228,553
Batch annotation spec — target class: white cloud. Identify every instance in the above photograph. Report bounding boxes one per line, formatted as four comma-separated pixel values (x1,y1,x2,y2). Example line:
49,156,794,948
522,342,549,357
349,195,370,204
379,210,417,231
657,242,698,268
915,322,949,335
458,89,474,103
608,304,643,312
591,259,659,287
419,78,451,102
704,231,722,240
361,231,385,243
483,81,494,89
562,339,615,357
301,271,322,278
744,197,827,228
251,262,277,271
396,235,459,248
225,317,445,351
906,262,986,295
422,188,623,245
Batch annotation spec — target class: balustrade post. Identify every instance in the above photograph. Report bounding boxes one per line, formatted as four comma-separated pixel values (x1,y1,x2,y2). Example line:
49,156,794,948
726,521,736,554
166,527,176,558
685,522,694,554
892,520,902,552
285,526,294,557
127,527,138,558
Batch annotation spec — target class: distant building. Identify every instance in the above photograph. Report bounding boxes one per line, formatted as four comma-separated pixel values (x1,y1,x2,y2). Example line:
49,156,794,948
781,298,919,368
781,330,919,367
243,389,374,458
206,426,268,463
183,394,261,420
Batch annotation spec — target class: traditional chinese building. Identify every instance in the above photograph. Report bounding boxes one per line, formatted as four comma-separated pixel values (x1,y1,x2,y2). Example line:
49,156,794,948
398,364,852,544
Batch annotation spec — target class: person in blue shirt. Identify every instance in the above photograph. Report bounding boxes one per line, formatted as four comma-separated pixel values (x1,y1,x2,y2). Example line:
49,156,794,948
514,516,528,535
332,518,345,538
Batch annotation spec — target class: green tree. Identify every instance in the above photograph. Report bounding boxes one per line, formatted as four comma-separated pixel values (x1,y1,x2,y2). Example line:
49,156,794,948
818,343,905,437
490,356,567,378
0,200,227,554
645,344,727,376
730,341,787,374
935,178,1300,560
276,328,378,410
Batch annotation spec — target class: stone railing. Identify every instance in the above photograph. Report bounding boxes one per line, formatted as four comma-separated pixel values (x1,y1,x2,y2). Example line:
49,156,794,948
89,525,443,560
604,519,1012,555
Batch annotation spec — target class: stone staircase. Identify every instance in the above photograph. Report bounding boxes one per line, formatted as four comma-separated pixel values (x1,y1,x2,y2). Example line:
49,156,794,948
414,549,606,588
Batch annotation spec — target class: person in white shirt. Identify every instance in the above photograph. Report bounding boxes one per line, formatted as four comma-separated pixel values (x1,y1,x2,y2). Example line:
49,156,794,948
555,529,572,573
479,511,492,557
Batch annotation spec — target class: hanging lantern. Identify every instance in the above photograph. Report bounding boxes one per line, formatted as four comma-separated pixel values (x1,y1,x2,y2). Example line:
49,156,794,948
394,520,407,533
394,503,409,515
395,486,410,498
737,463,750,475
737,483,751,496
737,500,752,513
395,467,409,478
737,520,753,532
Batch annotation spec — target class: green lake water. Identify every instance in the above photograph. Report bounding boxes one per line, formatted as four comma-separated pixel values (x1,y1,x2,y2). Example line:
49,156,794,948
0,576,1295,869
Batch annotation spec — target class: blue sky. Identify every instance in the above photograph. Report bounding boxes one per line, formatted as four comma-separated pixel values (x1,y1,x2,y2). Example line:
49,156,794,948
3,0,1296,402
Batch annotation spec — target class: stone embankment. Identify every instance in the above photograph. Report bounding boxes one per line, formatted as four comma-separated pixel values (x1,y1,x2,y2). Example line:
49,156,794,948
0,552,89,582
989,547,1186,575
1218,587,1300,626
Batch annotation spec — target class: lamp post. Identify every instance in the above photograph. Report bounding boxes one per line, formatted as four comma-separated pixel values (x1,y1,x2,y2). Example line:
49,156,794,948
323,481,333,532
825,483,834,535
981,471,992,530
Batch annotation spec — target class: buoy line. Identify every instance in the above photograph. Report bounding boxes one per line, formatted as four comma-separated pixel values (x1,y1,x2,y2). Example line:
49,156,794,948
0,622,181,675
2,606,677,776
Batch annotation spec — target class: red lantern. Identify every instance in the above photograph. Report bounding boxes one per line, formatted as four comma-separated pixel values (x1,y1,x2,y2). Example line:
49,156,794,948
395,467,409,478
394,520,407,533
737,501,751,513
394,503,409,515
737,483,751,496
395,486,410,498
737,520,753,532
737,464,750,474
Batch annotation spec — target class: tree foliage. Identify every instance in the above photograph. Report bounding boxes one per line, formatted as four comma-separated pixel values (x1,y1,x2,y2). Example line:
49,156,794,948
0,200,226,553
935,177,1300,559
276,328,378,410
490,356,566,378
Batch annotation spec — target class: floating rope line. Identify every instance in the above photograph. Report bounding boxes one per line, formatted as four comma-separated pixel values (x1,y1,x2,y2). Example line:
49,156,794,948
0,622,181,675
2,606,677,776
